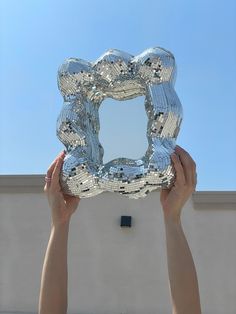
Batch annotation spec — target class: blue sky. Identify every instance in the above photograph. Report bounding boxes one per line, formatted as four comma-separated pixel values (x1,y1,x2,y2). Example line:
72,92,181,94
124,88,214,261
0,0,235,190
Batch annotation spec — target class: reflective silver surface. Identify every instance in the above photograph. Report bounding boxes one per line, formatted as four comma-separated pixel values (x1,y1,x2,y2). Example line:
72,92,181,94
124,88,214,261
56,47,183,199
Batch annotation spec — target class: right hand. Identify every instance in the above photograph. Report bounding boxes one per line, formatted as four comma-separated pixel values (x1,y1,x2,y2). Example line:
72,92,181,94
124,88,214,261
160,145,197,222
44,151,80,227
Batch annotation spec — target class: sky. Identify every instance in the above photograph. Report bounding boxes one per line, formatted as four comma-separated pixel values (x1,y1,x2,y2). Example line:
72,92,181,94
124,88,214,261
0,0,236,191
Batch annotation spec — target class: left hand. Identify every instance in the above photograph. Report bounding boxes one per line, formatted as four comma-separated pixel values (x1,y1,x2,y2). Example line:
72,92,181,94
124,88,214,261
44,151,80,227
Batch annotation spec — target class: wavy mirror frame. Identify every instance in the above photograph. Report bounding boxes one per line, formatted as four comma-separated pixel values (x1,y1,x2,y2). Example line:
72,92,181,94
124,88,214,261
56,47,183,199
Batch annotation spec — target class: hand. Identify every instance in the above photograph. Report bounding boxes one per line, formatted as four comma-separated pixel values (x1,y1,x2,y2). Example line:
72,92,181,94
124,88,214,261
44,151,80,227
160,145,197,223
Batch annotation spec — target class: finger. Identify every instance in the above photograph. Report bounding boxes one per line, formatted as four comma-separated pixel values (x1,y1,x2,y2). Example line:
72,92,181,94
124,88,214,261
193,175,197,192
50,154,65,190
171,152,186,186
46,151,65,179
175,146,195,186
192,160,197,187
44,151,65,191
177,145,197,186
193,167,197,190
175,145,193,161
45,158,59,191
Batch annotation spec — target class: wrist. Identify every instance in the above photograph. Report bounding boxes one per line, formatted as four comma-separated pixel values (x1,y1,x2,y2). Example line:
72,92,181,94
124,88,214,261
51,219,70,232
163,211,182,225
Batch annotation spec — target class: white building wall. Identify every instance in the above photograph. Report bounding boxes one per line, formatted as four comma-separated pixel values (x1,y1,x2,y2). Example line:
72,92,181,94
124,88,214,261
0,175,236,314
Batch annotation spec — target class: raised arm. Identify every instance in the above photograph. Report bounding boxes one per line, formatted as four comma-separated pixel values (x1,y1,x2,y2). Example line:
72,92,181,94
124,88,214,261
38,151,80,314
160,145,202,314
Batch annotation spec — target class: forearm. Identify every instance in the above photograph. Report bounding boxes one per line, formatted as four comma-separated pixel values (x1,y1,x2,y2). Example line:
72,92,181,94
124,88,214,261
164,217,201,314
38,221,70,314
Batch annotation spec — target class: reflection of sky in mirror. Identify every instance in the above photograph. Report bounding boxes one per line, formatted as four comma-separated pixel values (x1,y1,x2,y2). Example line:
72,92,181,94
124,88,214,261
99,96,148,163
0,0,235,190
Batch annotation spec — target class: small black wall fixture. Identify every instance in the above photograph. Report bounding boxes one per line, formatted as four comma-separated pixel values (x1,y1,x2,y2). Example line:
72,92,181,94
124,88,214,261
120,215,132,228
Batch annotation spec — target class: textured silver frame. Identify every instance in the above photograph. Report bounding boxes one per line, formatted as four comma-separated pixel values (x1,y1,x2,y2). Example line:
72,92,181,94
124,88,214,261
56,47,183,199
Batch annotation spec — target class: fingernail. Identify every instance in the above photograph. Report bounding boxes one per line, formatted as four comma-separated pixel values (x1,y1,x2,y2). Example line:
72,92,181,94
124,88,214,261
58,152,64,159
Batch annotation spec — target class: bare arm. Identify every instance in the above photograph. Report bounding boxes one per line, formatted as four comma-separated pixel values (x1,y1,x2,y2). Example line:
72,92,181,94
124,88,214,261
39,222,70,314
38,151,80,314
160,145,202,314
164,217,201,314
